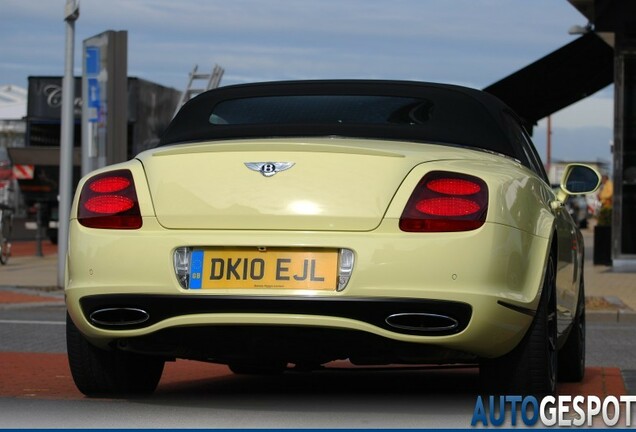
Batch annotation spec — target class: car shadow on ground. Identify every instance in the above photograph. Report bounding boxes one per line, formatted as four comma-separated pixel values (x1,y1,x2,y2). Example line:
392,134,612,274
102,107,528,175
141,361,481,415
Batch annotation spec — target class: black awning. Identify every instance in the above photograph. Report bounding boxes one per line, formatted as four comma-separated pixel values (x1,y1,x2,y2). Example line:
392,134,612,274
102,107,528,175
484,32,614,128
7,146,81,166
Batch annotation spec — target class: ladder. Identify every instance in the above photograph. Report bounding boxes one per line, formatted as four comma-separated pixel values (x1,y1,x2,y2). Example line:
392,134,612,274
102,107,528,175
173,64,225,117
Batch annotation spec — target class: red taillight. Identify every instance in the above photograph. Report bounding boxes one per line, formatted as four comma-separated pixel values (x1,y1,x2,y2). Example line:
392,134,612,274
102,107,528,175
399,171,488,232
77,169,142,229
426,178,481,195
84,195,135,214
415,197,480,216
88,176,131,193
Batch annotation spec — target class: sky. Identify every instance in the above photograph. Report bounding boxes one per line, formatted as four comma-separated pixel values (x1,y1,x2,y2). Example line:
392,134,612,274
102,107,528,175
0,0,614,167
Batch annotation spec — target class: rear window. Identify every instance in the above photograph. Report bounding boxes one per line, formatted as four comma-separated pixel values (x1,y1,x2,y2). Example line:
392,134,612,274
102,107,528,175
209,95,433,126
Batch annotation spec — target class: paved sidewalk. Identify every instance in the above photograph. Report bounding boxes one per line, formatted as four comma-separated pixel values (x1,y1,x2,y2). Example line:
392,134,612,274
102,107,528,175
581,226,636,322
0,242,61,305
1,234,635,319
0,254,58,289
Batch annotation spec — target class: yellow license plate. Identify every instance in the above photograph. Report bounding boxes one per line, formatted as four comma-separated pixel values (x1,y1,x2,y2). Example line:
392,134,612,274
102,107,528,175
190,248,338,290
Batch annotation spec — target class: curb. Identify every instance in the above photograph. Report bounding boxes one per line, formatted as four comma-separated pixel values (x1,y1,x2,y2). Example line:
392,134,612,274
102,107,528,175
0,285,63,293
0,301,65,310
0,286,65,308
586,309,636,323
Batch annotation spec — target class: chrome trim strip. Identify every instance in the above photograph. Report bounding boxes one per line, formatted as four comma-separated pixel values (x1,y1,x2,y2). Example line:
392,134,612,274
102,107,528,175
385,312,459,332
89,307,150,326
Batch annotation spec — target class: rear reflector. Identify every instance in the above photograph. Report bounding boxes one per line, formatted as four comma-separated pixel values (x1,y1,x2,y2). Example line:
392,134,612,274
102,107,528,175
400,171,488,232
78,169,142,229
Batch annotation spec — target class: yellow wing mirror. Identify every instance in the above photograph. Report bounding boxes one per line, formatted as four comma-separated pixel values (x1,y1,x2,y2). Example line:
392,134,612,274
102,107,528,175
554,164,602,206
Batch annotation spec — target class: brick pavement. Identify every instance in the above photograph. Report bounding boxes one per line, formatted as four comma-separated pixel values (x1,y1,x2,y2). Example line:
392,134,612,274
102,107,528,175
0,352,626,401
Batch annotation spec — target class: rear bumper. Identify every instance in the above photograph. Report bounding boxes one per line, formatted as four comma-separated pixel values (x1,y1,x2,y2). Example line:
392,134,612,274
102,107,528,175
116,324,480,366
80,294,472,336
66,218,547,358
69,291,534,359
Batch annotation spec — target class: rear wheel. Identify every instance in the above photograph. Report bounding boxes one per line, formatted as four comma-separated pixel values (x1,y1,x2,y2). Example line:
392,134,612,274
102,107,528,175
558,272,586,382
66,314,165,397
480,254,557,396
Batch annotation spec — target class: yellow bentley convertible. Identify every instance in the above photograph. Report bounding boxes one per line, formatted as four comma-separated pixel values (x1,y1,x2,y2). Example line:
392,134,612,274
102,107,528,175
65,80,600,396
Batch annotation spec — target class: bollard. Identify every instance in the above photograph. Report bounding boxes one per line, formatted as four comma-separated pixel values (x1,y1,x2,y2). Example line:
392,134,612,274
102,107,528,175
34,202,43,257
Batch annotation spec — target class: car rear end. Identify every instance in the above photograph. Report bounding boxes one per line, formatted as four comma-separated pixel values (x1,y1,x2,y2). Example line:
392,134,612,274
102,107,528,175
66,137,551,365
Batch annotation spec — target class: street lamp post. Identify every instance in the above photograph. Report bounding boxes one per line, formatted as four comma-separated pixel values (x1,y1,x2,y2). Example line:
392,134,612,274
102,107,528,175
58,0,79,288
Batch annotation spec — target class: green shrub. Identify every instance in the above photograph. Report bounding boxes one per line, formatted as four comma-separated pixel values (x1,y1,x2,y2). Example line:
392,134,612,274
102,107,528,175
597,206,612,226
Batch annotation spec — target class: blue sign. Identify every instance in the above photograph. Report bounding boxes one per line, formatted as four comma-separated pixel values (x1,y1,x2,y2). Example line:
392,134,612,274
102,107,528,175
85,46,100,76
87,78,100,122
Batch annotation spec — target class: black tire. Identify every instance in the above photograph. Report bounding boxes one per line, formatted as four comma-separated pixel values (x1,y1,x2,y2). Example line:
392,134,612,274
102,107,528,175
558,272,586,382
66,313,165,397
229,361,287,375
480,254,557,396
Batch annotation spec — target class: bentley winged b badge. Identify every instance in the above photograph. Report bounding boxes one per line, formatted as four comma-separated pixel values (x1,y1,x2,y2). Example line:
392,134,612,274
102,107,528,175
244,162,295,177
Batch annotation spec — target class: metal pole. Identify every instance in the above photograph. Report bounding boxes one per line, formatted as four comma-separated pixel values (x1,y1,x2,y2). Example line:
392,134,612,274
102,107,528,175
58,0,79,288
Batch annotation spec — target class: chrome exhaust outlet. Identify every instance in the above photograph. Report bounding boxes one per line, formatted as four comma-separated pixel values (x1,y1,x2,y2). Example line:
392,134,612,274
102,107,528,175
385,313,459,333
89,308,150,327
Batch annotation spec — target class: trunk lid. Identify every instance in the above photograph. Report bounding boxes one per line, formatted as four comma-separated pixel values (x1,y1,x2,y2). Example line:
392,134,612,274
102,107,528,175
138,138,456,231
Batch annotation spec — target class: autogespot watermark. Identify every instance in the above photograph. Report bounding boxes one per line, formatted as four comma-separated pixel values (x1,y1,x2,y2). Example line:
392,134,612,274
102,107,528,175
471,395,636,427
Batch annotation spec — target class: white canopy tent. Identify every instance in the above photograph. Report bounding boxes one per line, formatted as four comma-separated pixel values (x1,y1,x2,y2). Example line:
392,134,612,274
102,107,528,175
0,85,27,120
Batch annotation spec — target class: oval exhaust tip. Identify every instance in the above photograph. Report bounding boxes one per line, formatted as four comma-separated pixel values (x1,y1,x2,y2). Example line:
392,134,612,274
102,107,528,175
90,307,150,327
385,312,459,333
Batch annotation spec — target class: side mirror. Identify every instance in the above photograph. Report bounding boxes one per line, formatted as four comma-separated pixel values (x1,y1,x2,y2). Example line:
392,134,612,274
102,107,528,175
560,164,601,195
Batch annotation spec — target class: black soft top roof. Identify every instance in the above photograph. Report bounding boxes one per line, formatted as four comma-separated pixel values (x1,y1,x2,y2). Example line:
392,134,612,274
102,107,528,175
159,80,522,160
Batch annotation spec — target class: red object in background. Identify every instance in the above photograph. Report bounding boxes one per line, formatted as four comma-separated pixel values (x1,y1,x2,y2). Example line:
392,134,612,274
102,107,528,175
11,164,34,180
